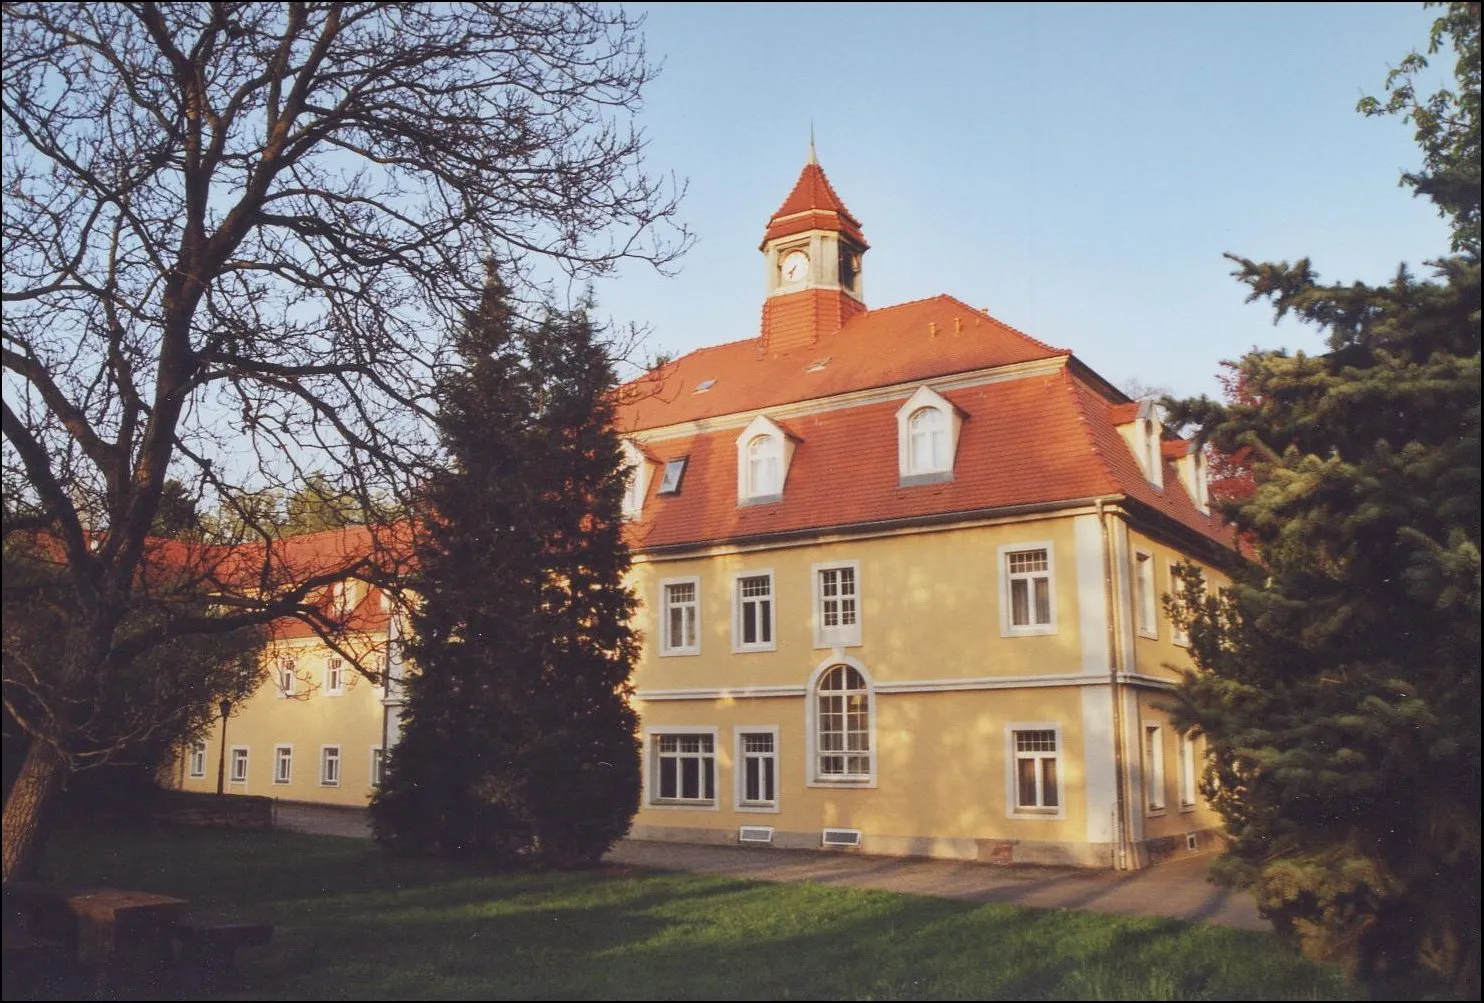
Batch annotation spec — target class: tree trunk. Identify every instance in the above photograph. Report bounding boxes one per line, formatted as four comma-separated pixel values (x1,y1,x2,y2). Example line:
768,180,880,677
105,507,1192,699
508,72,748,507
2,739,65,884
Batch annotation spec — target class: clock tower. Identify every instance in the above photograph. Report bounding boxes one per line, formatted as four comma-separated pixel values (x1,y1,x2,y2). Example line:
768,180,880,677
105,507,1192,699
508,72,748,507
759,146,869,354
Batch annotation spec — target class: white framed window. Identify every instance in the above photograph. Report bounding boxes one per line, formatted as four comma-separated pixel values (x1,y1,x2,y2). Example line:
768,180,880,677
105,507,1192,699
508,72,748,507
812,663,873,784
273,745,293,785
657,456,687,495
732,571,775,652
1134,550,1158,639
330,580,356,617
1007,726,1063,817
188,741,207,779
812,560,861,648
324,656,345,696
999,543,1057,636
621,439,654,518
1143,723,1166,813
1178,732,1198,810
734,415,795,504
895,385,963,483
320,745,341,787
229,746,249,785
275,656,297,698
659,577,700,656
735,728,779,811
370,746,385,789
1169,561,1190,647
649,729,718,807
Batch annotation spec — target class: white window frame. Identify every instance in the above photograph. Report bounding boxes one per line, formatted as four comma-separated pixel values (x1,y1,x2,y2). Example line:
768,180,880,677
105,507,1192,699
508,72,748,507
734,726,780,812
894,385,963,484
656,456,687,495
273,744,293,786
999,542,1057,637
324,656,345,696
1134,549,1158,639
731,570,776,653
1143,722,1167,814
370,746,385,789
807,659,876,787
1178,732,1198,810
1005,724,1065,819
320,745,342,787
812,560,862,648
229,746,249,785
1169,560,1191,647
734,414,795,505
621,439,653,519
645,726,720,810
188,741,207,779
658,576,701,656
274,655,297,698
331,580,356,618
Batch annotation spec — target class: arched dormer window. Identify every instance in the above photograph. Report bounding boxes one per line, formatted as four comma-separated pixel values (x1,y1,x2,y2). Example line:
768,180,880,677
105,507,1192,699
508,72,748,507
735,414,797,505
895,385,964,485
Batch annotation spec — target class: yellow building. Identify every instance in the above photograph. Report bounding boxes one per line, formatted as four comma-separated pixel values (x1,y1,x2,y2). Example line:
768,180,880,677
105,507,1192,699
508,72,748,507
183,155,1235,869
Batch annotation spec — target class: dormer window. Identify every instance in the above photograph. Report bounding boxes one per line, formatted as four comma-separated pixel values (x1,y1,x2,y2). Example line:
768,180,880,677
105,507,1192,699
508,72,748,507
1174,441,1211,514
735,415,797,505
657,456,687,495
895,386,964,485
621,440,655,518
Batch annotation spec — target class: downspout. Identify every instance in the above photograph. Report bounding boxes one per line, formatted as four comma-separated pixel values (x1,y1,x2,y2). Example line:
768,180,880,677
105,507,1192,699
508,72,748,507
1098,498,1133,870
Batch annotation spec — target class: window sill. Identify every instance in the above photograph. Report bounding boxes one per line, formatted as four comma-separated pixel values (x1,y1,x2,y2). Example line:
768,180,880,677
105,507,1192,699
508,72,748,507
736,803,780,814
737,493,782,507
1136,629,1158,641
1009,808,1065,820
1001,625,1057,638
731,643,777,655
1179,803,1198,813
649,799,718,811
658,648,701,658
898,470,953,488
808,777,874,789
812,636,862,649
1146,807,1167,817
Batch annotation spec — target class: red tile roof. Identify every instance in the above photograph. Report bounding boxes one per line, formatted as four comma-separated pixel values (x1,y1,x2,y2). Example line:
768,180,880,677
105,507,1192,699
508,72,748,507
762,161,867,247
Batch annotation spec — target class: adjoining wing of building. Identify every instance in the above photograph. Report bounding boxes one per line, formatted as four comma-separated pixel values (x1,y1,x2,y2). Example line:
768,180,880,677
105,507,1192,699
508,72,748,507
179,153,1236,869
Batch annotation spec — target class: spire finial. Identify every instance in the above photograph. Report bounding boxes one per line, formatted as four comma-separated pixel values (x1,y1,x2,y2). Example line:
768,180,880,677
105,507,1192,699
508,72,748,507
808,122,817,165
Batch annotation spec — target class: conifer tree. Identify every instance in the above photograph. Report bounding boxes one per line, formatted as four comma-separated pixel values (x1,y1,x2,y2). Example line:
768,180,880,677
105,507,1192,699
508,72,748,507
1165,4,1480,996
370,267,640,867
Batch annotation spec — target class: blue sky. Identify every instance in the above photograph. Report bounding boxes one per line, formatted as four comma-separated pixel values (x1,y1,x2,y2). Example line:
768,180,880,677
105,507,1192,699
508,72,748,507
579,2,1452,399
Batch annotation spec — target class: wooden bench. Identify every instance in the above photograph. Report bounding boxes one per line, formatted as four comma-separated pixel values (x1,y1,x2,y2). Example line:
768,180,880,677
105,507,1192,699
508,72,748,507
171,916,275,971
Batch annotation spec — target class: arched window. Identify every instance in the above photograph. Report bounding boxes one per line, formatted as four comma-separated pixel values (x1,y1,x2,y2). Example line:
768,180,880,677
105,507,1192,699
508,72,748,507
747,434,781,497
815,664,871,781
907,407,949,473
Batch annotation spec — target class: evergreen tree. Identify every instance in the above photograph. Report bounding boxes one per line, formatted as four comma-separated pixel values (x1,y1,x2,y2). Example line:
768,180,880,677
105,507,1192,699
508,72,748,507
1165,4,1480,996
370,267,640,868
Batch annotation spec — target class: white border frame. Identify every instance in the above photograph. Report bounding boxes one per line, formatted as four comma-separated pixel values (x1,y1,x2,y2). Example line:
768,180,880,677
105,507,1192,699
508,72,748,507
228,745,250,785
1004,722,1066,820
733,725,781,813
895,385,963,483
805,656,877,788
1142,721,1167,815
998,541,1059,637
272,743,293,785
1178,731,1198,812
657,575,702,657
1133,548,1159,640
320,744,342,787
324,656,345,697
811,559,862,648
731,570,777,653
188,740,207,779
370,745,385,790
643,725,721,811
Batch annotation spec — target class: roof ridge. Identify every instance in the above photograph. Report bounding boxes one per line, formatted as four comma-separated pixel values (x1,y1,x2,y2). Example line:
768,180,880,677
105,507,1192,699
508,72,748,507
935,295,1071,357
1059,368,1123,496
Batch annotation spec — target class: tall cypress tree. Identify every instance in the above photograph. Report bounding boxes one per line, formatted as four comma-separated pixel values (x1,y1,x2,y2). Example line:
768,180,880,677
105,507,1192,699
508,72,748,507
1165,5,1480,997
370,268,640,867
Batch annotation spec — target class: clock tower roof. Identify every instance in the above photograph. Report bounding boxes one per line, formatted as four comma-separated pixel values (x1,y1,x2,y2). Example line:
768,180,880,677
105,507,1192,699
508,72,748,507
761,158,868,249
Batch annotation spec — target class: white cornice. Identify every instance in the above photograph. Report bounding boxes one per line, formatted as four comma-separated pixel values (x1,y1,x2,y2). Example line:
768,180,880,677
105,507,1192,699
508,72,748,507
632,669,1183,702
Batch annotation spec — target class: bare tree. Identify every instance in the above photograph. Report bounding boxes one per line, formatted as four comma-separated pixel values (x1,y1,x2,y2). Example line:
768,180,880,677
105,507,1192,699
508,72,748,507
1,2,687,881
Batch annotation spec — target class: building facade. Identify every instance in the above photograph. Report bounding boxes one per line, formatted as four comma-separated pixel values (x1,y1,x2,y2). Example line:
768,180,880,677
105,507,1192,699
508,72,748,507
181,154,1235,869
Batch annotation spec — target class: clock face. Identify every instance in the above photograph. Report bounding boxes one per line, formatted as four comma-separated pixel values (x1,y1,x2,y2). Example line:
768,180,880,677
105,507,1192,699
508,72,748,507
781,250,809,283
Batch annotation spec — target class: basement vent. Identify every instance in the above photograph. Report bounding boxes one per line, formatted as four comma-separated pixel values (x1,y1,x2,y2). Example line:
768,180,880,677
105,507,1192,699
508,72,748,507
739,826,774,845
1186,832,1199,852
821,828,862,848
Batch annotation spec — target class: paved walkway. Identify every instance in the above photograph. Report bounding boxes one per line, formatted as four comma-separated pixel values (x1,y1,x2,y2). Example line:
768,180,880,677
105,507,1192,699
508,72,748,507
273,802,1264,931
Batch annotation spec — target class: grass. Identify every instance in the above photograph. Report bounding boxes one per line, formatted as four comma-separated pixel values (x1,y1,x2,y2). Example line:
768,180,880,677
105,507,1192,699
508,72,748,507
21,822,1357,1001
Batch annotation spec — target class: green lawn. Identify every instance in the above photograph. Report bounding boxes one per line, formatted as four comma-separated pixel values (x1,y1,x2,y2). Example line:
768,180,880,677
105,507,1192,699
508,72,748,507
25,823,1355,1001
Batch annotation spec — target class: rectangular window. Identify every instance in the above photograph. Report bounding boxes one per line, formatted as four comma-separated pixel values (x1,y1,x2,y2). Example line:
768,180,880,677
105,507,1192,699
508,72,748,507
1004,547,1054,633
275,656,297,698
734,573,775,651
229,747,249,785
1144,724,1166,812
653,733,715,804
1169,562,1191,646
813,562,862,647
736,730,778,809
331,580,355,617
1178,733,1198,809
188,741,207,779
325,656,345,696
1135,550,1157,638
660,578,700,655
371,747,385,789
321,745,341,787
273,745,293,785
1011,729,1060,813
